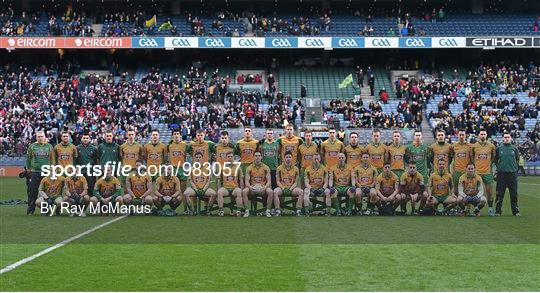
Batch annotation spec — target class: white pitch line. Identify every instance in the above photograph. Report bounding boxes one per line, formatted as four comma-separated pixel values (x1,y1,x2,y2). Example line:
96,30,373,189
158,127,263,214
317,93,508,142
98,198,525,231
0,215,127,274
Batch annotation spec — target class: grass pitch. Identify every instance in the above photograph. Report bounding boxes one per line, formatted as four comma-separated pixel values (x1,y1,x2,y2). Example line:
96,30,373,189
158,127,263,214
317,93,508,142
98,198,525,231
0,176,539,291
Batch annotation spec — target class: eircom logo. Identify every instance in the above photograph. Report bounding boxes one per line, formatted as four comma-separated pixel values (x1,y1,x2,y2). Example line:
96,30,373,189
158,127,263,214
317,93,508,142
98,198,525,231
304,38,324,47
271,38,292,47
238,38,257,47
204,38,225,47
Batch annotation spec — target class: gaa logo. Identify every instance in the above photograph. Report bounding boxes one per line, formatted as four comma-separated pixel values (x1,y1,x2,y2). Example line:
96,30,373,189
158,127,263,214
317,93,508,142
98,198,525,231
238,38,257,47
172,38,191,47
271,38,292,47
138,38,159,47
372,38,391,47
405,38,426,47
438,38,458,47
338,38,359,47
205,38,225,47
305,38,324,46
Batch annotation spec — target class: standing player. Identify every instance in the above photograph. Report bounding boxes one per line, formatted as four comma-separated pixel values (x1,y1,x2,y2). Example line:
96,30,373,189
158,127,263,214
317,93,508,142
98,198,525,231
471,129,497,216
26,131,55,215
457,163,486,217
214,130,236,168
279,124,303,166
97,131,120,167
451,129,472,196
405,130,430,183
184,152,217,215
168,129,190,191
298,129,319,187
426,159,455,214
399,162,428,215
123,160,154,207
189,129,216,165
35,174,67,216
120,129,144,184
155,166,183,214
273,151,303,216
386,131,407,212
428,130,453,172
386,131,407,179
54,131,78,168
303,153,329,215
495,132,521,216
236,127,259,175
321,127,344,167
374,163,400,215
217,153,244,217
65,174,89,216
365,129,386,173
77,133,97,196
352,153,378,215
328,153,354,216
344,132,364,168
259,128,281,189
144,130,167,175
242,151,273,217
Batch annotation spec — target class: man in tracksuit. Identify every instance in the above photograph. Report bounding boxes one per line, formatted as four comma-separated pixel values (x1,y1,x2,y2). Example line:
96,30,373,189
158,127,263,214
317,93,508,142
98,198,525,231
26,131,55,215
495,133,520,216
77,133,98,196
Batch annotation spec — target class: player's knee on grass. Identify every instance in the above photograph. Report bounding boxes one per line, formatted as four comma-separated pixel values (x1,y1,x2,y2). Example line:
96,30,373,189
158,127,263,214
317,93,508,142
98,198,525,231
115,196,123,204
54,197,64,206
184,188,195,198
143,196,153,206
90,196,99,204
123,194,132,204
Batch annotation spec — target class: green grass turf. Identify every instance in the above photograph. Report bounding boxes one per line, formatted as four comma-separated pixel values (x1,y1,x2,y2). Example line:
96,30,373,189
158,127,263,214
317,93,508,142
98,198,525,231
0,176,539,291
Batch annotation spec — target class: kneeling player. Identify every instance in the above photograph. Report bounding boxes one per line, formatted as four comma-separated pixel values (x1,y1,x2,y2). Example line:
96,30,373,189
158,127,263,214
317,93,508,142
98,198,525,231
352,153,378,215
242,151,273,217
123,161,154,207
35,174,67,216
328,153,355,216
184,153,217,215
154,166,183,214
273,151,303,216
65,174,89,216
458,163,486,217
399,163,428,215
91,168,123,211
303,153,329,215
374,163,400,215
217,153,244,216
426,159,456,214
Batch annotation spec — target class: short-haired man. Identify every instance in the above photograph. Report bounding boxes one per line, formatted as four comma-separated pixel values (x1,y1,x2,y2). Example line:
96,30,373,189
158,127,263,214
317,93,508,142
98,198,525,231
184,152,216,215
303,153,329,215
495,132,521,216
426,159,455,214
344,132,364,167
273,151,303,217
451,129,472,196
352,152,378,215
91,167,123,211
259,128,281,189
65,174,89,216
374,163,400,215
217,153,244,217
321,127,344,167
328,153,354,216
458,163,486,217
35,174,67,216
155,166,183,215
471,129,496,216
236,127,259,175
123,160,154,207
400,162,428,215
26,131,55,214
242,151,273,217
365,129,386,173
54,131,78,168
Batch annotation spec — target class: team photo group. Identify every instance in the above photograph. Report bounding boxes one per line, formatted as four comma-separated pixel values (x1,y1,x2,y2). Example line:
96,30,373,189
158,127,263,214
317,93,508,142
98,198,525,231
25,121,522,218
